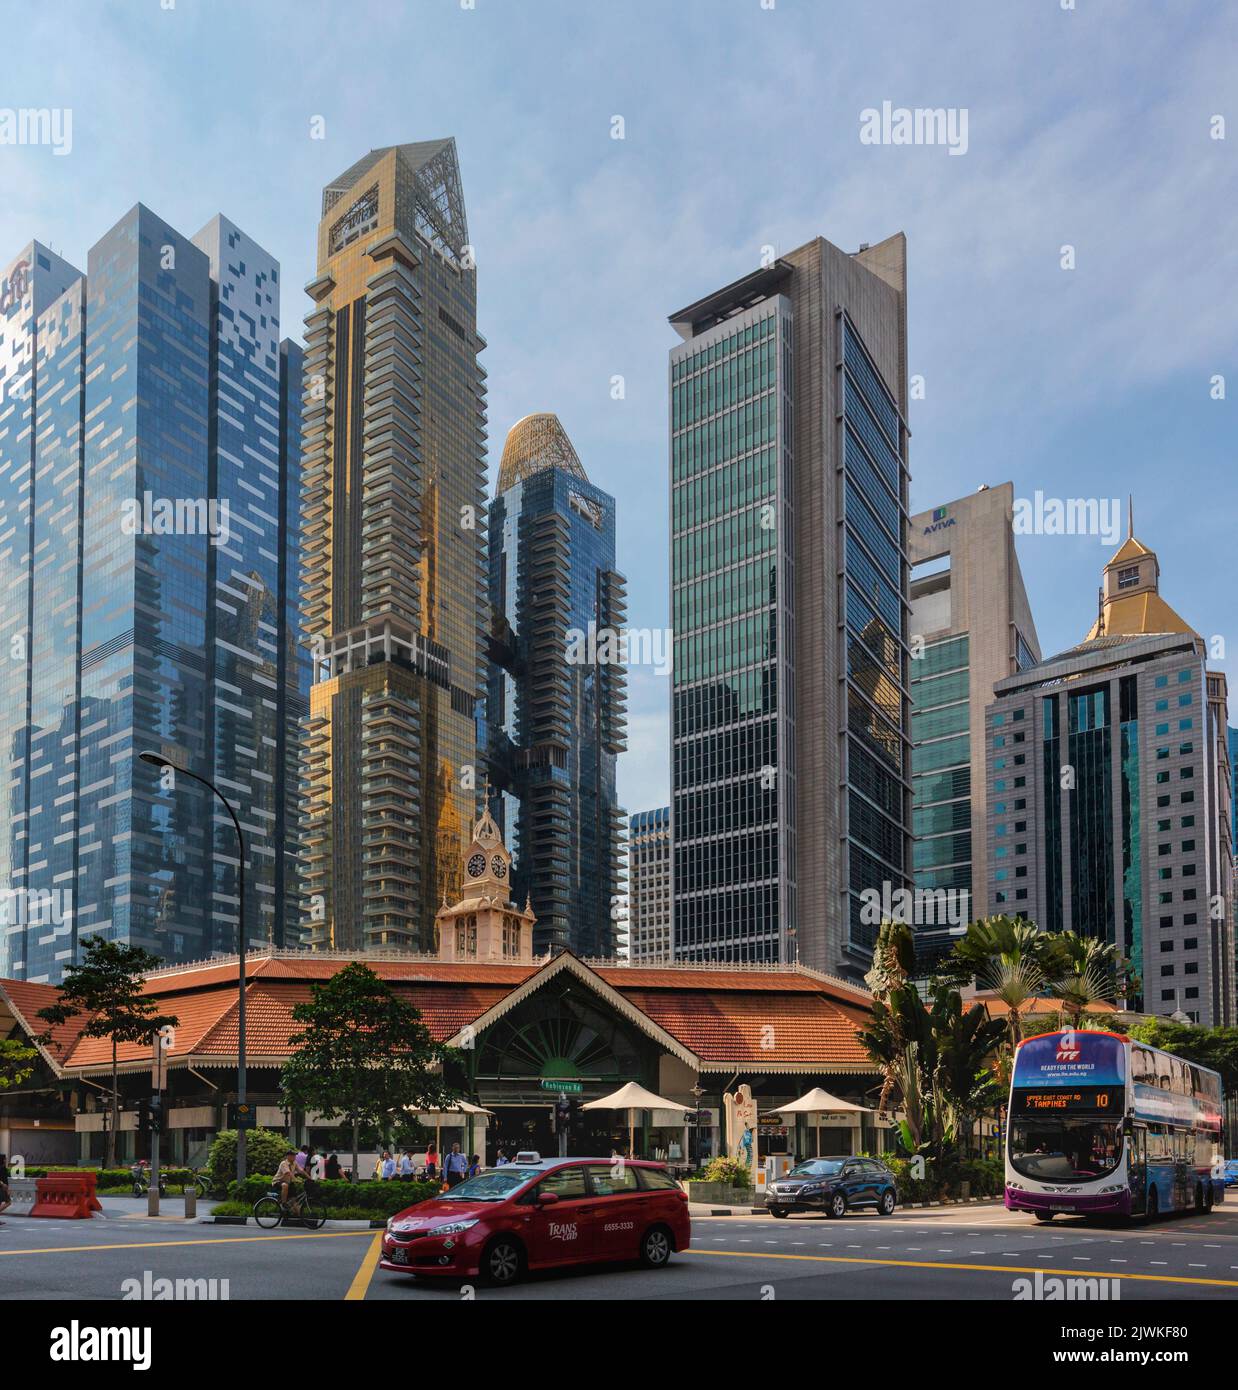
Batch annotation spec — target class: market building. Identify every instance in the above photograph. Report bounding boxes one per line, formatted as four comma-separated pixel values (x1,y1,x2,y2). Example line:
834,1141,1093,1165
1,816,883,1171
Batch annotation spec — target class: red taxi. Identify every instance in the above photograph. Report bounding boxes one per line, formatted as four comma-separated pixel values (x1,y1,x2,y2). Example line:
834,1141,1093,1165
380,1156,690,1285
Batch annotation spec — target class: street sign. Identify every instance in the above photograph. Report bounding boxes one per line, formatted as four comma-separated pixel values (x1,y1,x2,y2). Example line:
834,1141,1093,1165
229,1102,257,1130
539,1078,582,1093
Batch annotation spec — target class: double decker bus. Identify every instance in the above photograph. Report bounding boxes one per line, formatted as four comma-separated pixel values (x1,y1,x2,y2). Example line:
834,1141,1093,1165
1005,1029,1225,1222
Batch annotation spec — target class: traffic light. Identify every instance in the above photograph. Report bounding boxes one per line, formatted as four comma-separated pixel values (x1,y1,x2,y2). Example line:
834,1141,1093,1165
148,1095,163,1134
136,1097,150,1134
554,1095,571,1133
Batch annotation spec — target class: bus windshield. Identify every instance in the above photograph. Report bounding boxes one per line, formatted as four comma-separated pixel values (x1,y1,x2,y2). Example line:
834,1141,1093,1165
1009,1116,1123,1183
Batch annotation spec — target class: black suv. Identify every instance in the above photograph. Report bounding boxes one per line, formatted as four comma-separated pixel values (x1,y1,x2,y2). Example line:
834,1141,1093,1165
766,1156,899,1219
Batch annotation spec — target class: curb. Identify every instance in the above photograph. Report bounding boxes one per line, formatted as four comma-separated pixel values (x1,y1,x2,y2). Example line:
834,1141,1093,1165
204,1215,377,1229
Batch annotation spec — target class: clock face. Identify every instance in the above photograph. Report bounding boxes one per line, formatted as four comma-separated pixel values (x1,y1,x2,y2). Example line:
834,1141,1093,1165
466,853,486,878
491,855,507,879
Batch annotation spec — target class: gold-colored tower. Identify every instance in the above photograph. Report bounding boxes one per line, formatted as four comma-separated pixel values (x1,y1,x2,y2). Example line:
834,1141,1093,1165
300,141,487,951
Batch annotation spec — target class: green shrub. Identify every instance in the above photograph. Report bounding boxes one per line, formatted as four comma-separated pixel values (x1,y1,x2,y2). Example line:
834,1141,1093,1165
207,1128,290,1192
209,1201,249,1217
700,1156,751,1189
227,1174,440,1217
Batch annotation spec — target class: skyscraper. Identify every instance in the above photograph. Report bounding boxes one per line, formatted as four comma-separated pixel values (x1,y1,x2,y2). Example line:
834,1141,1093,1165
485,413,627,957
984,521,1234,1024
908,484,1040,967
668,235,912,978
628,806,671,963
0,212,304,984
300,141,487,953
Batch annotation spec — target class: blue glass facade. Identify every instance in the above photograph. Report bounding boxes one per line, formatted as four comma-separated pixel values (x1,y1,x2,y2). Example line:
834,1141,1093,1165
0,210,304,982
486,432,626,957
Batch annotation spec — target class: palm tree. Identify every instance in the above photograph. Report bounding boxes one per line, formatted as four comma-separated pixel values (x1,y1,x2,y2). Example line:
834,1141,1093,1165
950,915,1048,1054
1042,931,1135,1028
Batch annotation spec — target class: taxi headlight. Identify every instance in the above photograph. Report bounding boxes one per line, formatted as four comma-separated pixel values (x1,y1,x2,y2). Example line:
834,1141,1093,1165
431,1219,479,1236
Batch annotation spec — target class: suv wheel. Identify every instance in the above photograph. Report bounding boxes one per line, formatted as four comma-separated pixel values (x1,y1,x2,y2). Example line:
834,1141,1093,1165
483,1238,523,1286
639,1224,673,1268
878,1189,896,1216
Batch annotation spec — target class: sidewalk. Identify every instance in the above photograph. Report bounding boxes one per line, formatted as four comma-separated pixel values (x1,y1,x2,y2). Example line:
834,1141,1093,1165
689,1197,1006,1217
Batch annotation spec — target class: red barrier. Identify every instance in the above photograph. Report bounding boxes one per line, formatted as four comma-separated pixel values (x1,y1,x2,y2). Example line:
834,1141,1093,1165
29,1171,100,1219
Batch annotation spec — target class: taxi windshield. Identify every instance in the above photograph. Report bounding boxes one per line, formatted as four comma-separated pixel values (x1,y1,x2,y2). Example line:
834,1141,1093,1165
435,1167,542,1201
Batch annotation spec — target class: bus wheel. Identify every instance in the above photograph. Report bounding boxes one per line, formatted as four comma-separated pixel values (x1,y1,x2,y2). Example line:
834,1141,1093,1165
1034,1211,1054,1223
1146,1187,1159,1222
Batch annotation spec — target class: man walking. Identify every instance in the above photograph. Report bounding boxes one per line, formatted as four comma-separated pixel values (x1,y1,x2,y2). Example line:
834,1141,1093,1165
444,1143,468,1187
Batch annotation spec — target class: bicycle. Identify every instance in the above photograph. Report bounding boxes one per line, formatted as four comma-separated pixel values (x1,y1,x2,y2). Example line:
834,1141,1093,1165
130,1165,168,1199
252,1186,326,1230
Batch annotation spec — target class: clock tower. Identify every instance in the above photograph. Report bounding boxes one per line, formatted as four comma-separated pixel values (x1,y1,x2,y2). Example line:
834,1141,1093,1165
434,807,536,963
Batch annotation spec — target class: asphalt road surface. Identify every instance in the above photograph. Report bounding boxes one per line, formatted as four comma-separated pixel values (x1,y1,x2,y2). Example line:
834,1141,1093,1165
5,1202,1238,1302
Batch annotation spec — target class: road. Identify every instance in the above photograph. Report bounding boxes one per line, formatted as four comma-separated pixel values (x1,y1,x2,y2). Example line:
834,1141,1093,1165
5,1201,1238,1302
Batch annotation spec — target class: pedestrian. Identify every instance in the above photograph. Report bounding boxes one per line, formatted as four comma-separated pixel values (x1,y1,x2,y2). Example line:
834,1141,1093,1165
295,1140,310,1174
0,1153,11,1223
371,1153,383,1181
425,1141,438,1180
444,1142,468,1187
325,1152,342,1182
380,1150,396,1181
399,1149,413,1180
466,1153,481,1179
495,1150,509,1166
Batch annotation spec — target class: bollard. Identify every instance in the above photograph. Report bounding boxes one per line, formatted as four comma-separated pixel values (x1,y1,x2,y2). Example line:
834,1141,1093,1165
184,1187,197,1219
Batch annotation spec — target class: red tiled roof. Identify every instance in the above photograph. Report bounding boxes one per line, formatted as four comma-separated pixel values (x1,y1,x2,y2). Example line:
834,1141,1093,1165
2,951,875,1075
621,989,872,1067
0,978,91,1061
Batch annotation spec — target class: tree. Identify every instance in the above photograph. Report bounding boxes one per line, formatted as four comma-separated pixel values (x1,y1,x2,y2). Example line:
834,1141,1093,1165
280,962,461,1182
1041,930,1138,1026
860,921,1005,1164
0,1038,38,1091
941,915,1047,1055
35,936,178,1169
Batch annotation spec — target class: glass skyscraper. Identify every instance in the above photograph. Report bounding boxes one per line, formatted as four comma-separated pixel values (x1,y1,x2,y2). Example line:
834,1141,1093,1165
985,525,1234,1024
0,213,304,984
485,413,627,957
300,141,487,953
668,235,913,978
908,484,1040,969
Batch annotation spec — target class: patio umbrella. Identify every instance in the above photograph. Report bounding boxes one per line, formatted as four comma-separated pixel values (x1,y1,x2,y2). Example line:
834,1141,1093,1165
776,1087,871,1159
582,1082,692,1159
405,1101,495,1172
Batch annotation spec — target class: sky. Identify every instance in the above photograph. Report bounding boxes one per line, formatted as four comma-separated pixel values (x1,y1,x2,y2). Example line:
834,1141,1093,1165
4,0,1235,819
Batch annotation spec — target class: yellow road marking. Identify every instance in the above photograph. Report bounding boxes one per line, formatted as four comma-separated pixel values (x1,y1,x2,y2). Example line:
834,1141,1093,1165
0,1230,375,1258
345,1233,385,1301
685,1247,1238,1288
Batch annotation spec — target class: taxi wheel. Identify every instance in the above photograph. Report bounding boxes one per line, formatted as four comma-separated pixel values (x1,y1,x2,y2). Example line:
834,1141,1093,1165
482,1238,523,1286
827,1193,847,1219
639,1225,673,1268
878,1190,896,1216
1034,1211,1055,1223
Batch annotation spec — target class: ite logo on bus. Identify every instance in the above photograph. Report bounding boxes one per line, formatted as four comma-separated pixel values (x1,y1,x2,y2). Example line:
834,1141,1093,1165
1055,1036,1081,1063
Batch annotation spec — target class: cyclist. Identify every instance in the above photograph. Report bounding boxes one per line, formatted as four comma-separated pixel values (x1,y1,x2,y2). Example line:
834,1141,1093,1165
274,1150,304,1214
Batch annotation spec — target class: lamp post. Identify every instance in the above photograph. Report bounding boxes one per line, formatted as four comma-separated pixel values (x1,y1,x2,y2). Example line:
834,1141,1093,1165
139,750,249,1184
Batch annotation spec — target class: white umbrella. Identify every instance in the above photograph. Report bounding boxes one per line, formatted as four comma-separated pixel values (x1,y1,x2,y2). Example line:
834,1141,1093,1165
776,1087,871,1159
405,1101,495,1171
582,1082,692,1159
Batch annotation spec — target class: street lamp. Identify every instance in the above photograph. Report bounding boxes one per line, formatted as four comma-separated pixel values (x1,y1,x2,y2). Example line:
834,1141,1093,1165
139,749,249,1184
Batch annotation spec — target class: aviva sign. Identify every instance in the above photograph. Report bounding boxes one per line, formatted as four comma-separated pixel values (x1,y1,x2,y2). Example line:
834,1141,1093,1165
922,506,955,537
